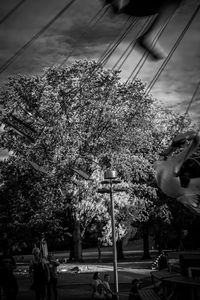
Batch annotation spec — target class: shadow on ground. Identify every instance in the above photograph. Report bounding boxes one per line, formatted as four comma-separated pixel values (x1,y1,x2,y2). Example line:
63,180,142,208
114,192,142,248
15,258,154,300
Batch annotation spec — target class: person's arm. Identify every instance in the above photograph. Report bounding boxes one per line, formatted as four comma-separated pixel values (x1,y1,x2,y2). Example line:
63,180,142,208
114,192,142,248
103,282,115,295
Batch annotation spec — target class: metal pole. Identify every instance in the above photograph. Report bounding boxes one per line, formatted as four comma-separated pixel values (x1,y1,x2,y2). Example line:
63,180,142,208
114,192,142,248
110,180,119,299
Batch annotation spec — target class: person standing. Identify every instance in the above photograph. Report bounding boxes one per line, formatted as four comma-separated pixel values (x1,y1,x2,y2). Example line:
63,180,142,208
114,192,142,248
40,233,48,259
102,274,117,300
47,253,59,300
128,279,140,300
91,272,103,299
0,246,18,300
29,247,50,300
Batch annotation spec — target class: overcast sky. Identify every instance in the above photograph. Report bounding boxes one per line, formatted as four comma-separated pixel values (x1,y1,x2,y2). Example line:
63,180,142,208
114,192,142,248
0,0,200,159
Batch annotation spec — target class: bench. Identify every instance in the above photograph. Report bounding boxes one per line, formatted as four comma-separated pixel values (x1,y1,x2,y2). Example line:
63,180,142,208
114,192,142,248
138,288,161,300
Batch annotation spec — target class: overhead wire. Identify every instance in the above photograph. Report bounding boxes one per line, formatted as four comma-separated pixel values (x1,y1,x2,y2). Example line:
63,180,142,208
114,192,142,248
73,8,185,156
4,2,198,165
90,4,200,159
135,5,200,155
161,80,200,156
147,4,200,154
130,9,177,83
0,0,76,75
57,5,109,70
183,80,200,120
58,17,142,159
0,0,79,143
52,16,137,100
160,80,200,160
1,4,133,147
97,16,132,64
1,5,137,166
100,17,137,66
145,4,200,96
179,79,200,133
132,4,200,152
112,17,151,71
81,17,150,154
0,0,27,25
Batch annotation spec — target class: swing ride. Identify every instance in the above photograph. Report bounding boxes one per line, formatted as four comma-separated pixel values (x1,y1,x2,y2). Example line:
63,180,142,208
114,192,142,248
155,131,200,215
103,0,185,60
0,1,200,216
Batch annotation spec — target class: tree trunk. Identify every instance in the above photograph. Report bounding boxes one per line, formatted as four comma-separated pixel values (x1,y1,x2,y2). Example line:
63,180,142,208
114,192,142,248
116,240,124,260
142,223,151,259
69,236,75,261
97,239,102,262
73,220,82,261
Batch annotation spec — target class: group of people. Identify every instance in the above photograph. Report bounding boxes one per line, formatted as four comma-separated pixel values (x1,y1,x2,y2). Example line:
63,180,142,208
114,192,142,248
91,272,118,299
0,235,59,300
91,272,141,300
30,246,59,300
1,236,141,300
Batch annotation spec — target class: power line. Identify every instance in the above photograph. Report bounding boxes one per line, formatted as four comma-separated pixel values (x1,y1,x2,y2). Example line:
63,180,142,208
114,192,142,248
145,4,200,96
55,17,136,99
92,5,200,155
0,0,76,75
2,6,130,132
0,0,26,25
179,79,200,132
130,9,176,83
97,16,132,64
57,5,108,70
100,17,137,66
184,80,200,118
111,18,151,71
115,17,154,72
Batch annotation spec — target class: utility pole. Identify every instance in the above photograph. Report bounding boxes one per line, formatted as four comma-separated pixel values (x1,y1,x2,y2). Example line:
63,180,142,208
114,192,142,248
98,169,124,300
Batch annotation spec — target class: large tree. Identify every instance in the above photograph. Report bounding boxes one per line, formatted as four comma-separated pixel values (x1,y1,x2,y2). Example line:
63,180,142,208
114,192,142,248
0,59,191,259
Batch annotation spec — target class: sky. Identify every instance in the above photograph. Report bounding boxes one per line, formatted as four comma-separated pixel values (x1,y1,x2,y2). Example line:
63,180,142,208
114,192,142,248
0,0,200,160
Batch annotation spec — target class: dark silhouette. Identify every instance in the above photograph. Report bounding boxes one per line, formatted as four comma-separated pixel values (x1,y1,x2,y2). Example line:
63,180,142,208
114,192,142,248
47,253,59,300
128,279,141,300
29,247,50,300
0,246,18,300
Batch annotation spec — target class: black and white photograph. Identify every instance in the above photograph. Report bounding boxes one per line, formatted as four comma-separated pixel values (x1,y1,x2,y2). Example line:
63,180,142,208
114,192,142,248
0,1,200,299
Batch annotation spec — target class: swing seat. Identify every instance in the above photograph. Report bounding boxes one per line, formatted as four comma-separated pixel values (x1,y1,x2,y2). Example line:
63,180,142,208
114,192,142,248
155,132,200,215
121,0,163,17
105,0,183,17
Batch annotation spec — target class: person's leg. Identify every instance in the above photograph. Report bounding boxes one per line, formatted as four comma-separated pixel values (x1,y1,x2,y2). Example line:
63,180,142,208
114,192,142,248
2,281,18,300
52,278,58,300
47,281,51,300
35,287,41,300
41,284,47,300
137,0,182,59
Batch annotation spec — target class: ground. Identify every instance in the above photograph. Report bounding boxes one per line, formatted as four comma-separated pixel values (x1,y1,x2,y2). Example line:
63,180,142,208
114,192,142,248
11,245,157,300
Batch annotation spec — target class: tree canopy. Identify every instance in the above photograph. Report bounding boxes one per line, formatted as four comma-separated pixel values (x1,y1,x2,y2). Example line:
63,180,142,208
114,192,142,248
0,59,193,257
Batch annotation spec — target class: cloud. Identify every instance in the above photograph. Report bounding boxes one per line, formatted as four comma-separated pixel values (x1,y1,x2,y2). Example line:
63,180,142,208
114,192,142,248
0,0,199,123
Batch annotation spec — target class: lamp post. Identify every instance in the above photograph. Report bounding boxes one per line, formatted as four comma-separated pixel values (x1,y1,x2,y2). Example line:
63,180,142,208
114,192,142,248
98,170,123,300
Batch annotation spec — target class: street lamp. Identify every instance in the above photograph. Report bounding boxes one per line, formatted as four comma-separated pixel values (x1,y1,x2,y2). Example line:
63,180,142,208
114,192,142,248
98,169,124,300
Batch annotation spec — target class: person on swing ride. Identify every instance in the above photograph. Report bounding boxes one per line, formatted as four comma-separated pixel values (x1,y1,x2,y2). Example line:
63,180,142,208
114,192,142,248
103,0,184,60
